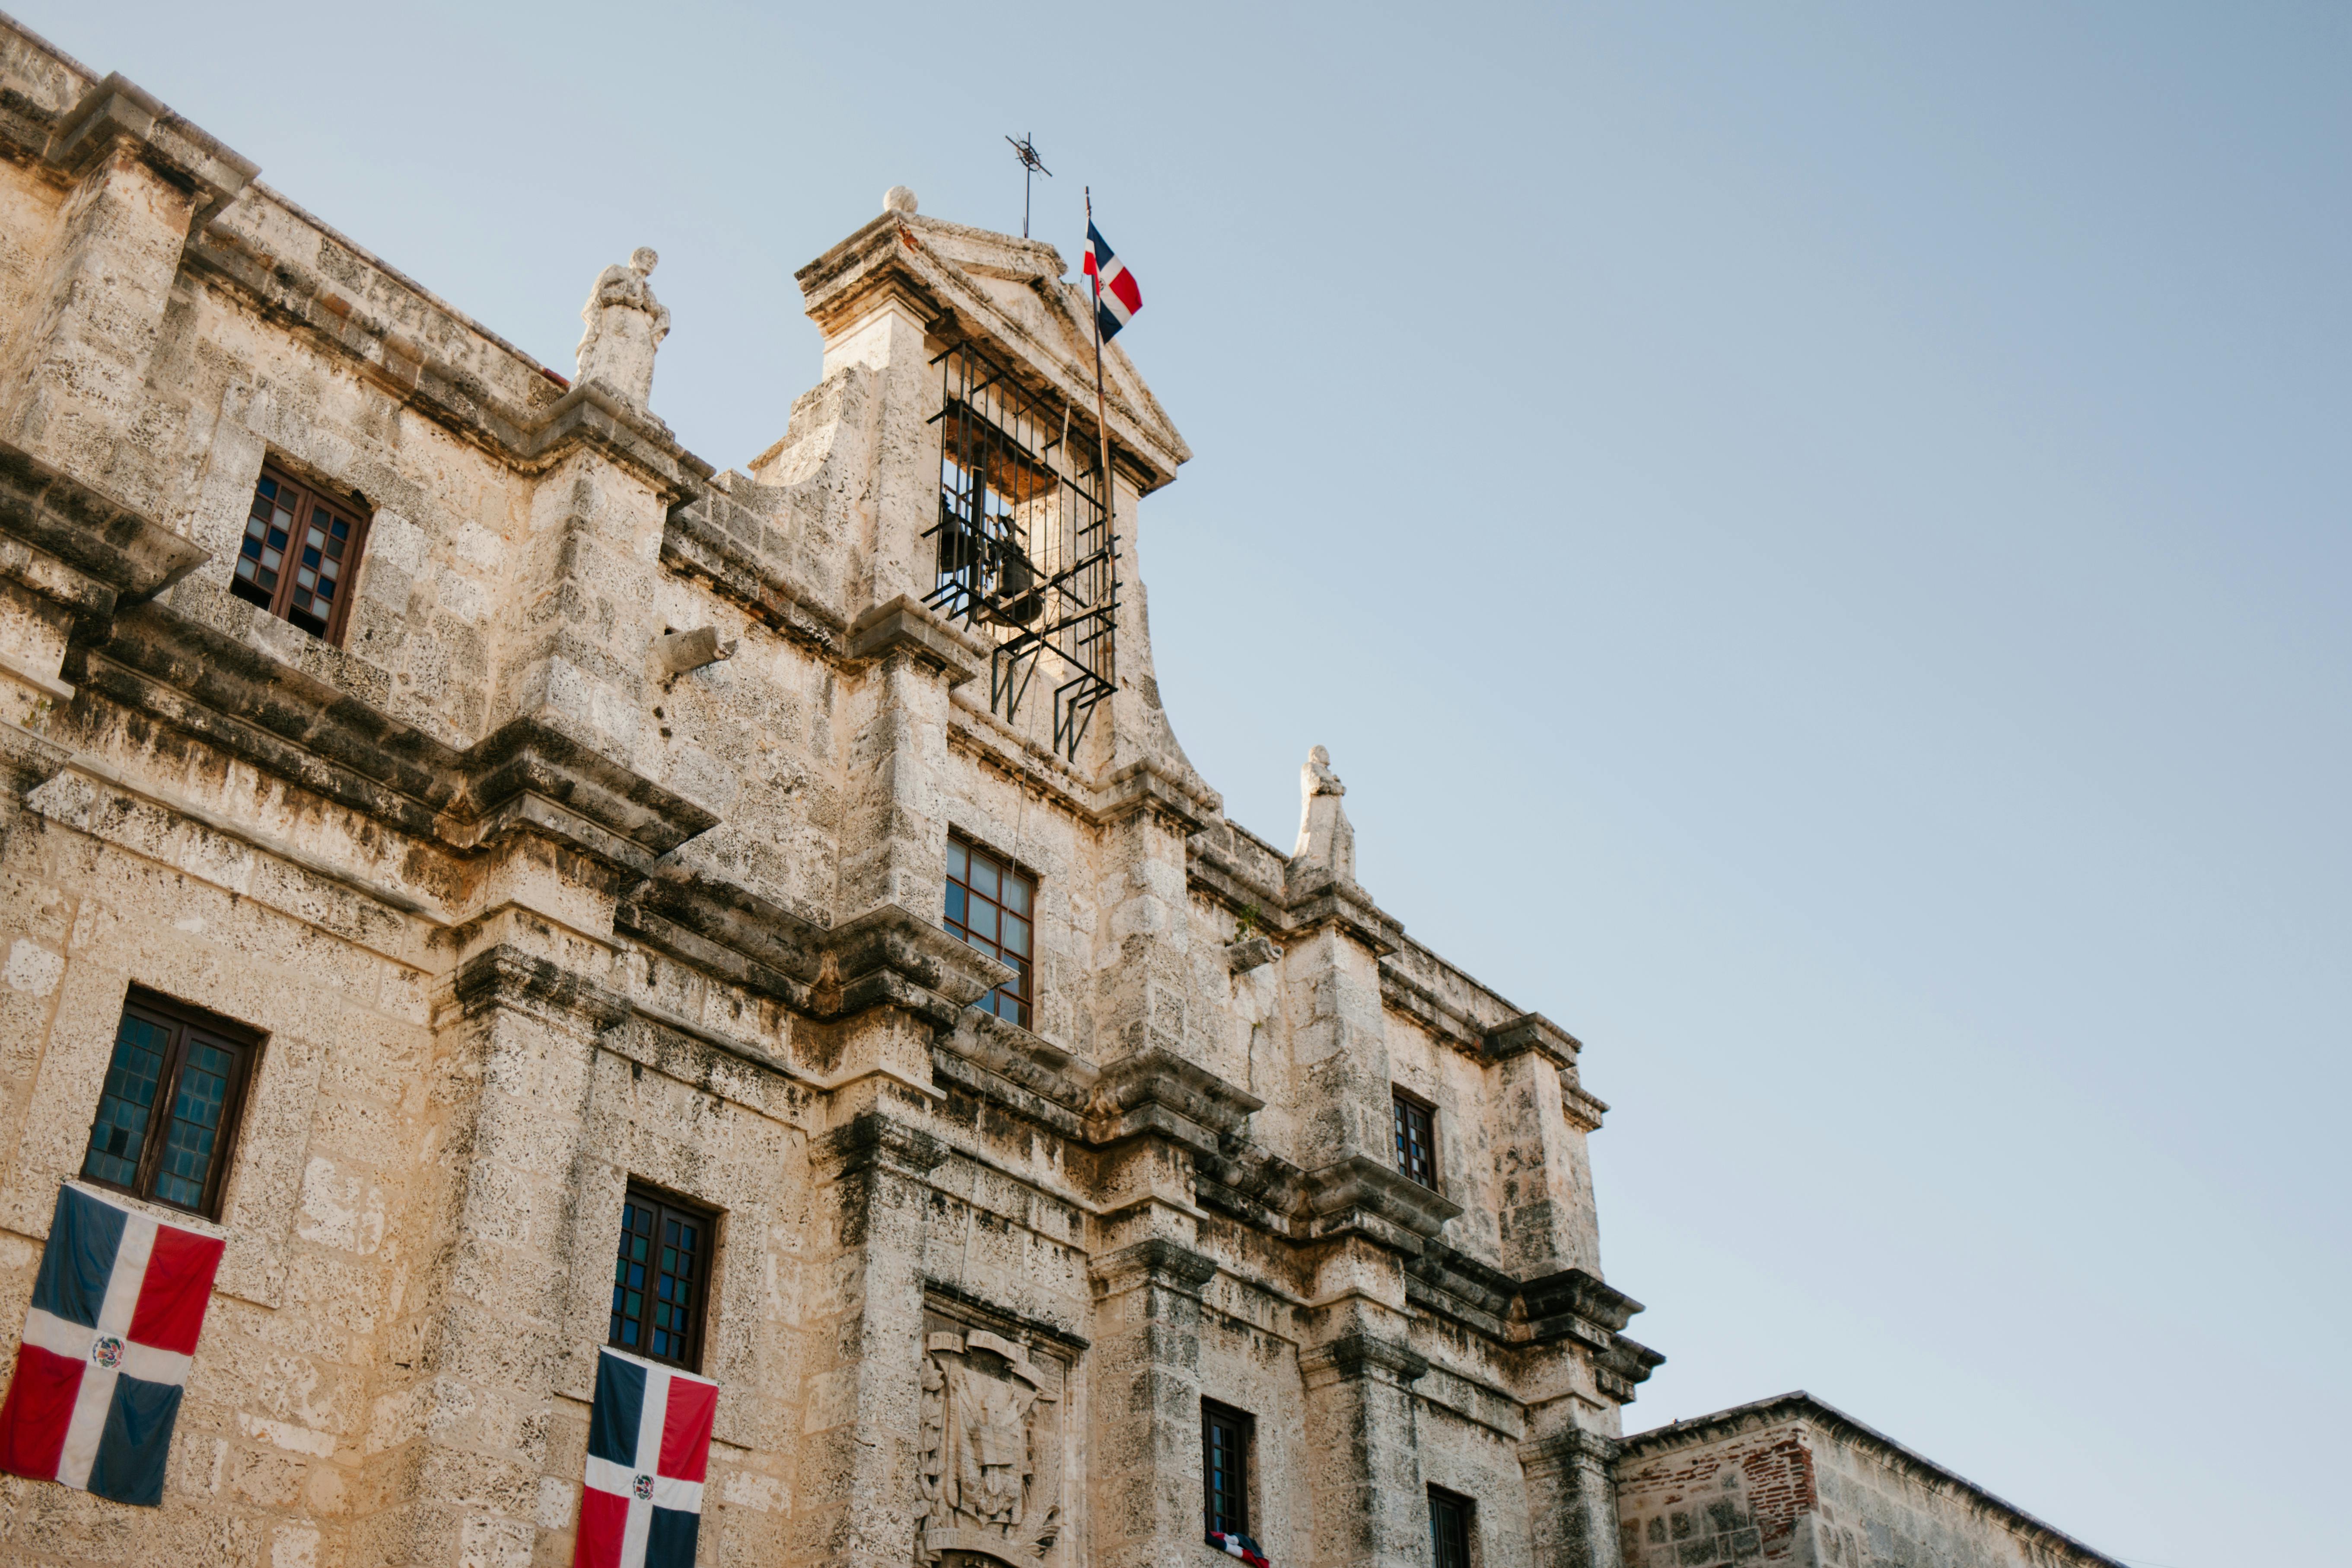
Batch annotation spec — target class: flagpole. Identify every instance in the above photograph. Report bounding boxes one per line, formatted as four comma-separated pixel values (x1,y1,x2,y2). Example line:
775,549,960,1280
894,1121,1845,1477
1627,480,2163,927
1085,188,1113,565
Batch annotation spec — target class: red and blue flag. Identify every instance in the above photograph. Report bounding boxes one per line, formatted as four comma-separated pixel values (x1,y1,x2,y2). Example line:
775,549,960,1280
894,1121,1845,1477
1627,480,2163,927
1083,221,1143,341
576,1345,718,1568
0,1183,224,1507
1208,1527,1273,1565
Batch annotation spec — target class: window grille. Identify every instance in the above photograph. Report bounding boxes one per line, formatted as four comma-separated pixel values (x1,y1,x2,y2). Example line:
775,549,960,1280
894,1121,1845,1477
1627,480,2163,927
80,989,261,1219
1394,1089,1438,1190
1430,1487,1475,1568
946,835,1035,1027
1203,1401,1252,1538
927,342,1117,760
234,466,369,644
610,1183,715,1371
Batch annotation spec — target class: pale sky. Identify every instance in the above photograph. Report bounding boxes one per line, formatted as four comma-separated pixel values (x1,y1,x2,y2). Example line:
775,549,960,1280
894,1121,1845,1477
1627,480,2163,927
40,4,2349,1563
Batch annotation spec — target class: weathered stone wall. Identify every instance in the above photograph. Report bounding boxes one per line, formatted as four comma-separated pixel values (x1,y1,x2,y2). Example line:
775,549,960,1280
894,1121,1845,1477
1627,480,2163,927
0,14,1677,1568
1614,1397,2123,1568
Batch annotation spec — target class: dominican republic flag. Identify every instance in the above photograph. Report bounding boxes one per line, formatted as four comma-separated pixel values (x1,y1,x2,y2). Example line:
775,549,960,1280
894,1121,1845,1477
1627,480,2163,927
1083,221,1143,340
0,1183,224,1506
1208,1527,1272,1566
576,1345,717,1568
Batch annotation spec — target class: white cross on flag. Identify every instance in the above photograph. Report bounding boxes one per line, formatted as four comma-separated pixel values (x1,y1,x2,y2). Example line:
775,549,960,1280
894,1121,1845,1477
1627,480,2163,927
575,1345,717,1568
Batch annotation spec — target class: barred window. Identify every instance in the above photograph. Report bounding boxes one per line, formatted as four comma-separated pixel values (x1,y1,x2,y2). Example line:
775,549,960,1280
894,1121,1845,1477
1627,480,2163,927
1430,1487,1475,1568
1393,1088,1438,1190
1203,1401,1252,1538
609,1183,714,1371
945,836,1035,1028
233,465,369,644
79,989,260,1219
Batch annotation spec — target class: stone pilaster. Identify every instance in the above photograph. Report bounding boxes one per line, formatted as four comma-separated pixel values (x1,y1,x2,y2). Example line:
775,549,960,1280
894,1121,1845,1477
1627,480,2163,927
1520,1426,1625,1568
795,1110,946,1568
1485,1014,1603,1280
1299,1325,1432,1568
1094,776,1208,1066
1087,1237,1219,1568
840,603,975,919
8,74,251,483
353,941,629,1568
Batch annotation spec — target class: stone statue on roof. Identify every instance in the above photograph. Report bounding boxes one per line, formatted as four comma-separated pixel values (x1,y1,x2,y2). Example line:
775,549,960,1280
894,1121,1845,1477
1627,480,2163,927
574,245,670,409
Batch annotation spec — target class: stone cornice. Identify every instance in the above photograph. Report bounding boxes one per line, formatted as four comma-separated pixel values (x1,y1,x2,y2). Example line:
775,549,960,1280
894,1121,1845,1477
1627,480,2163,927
1516,1426,1620,1476
449,944,633,1029
1082,1046,1262,1155
0,62,714,505
1089,758,1214,835
1301,1155,1464,1251
0,445,205,634
847,595,983,686
621,866,1006,1030
660,489,848,656
42,72,255,229
1087,1237,1217,1300
1299,1330,1429,1385
184,216,714,505
77,597,717,875
814,1110,948,1182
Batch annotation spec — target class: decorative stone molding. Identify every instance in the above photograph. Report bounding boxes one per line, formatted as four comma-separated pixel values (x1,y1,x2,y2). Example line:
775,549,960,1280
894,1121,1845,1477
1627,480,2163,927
1082,1046,1261,1154
448,944,633,1028
1301,1153,1465,1248
847,594,984,685
42,72,256,231
0,442,207,623
1484,1010,1585,1067
622,866,1008,1028
1086,1237,1218,1300
1299,1329,1430,1386
1089,757,1215,834
813,1110,948,1182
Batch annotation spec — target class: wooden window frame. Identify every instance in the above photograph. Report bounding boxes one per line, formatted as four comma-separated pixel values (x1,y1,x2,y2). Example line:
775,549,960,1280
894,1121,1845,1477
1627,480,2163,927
1393,1085,1439,1192
608,1180,717,1373
1202,1399,1254,1539
1429,1485,1476,1568
233,462,372,646
945,832,1037,1028
78,987,261,1221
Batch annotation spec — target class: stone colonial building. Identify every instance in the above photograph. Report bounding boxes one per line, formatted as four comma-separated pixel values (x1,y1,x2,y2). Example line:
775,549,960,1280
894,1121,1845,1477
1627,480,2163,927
0,16,2126,1568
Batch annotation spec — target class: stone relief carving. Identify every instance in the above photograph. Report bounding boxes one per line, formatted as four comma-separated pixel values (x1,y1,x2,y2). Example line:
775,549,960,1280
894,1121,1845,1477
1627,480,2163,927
916,1326,1063,1565
575,245,671,409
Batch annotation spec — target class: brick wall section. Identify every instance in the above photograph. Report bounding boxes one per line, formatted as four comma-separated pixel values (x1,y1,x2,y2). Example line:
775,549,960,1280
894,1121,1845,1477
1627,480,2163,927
1615,1395,2126,1568
1615,1419,1814,1566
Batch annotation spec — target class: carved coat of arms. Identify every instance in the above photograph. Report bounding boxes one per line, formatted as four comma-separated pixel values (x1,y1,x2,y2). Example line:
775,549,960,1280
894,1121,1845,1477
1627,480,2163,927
916,1326,1063,1565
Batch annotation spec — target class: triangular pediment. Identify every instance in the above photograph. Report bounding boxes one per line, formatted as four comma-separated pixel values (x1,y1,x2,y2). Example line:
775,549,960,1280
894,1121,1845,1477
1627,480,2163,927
796,209,1190,490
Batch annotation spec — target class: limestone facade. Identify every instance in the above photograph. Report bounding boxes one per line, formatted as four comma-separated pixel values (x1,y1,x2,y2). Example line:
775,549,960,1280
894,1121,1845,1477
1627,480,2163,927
0,17,2121,1568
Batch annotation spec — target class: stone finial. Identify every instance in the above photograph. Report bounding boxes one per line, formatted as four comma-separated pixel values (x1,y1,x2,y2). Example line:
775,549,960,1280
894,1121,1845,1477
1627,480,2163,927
1293,744,1356,882
883,184,918,215
574,246,671,409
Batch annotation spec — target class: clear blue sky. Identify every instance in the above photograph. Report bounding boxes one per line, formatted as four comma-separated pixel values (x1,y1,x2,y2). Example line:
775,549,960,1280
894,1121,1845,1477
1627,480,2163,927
44,4,2347,1563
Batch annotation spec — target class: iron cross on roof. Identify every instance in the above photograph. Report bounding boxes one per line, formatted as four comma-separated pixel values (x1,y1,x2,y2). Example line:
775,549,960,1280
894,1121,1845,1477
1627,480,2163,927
1006,132,1050,239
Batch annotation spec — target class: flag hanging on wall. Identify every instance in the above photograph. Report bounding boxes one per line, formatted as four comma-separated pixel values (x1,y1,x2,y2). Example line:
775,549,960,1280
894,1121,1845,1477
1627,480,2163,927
576,1345,718,1568
1082,221,1143,340
1208,1527,1273,1566
0,1183,225,1507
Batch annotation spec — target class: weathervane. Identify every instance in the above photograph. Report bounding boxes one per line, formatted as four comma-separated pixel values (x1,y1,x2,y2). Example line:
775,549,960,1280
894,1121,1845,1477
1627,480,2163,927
1005,132,1050,238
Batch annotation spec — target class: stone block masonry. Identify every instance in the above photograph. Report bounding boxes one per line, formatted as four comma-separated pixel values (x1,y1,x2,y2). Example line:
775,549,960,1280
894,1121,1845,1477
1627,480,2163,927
0,13,2123,1568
